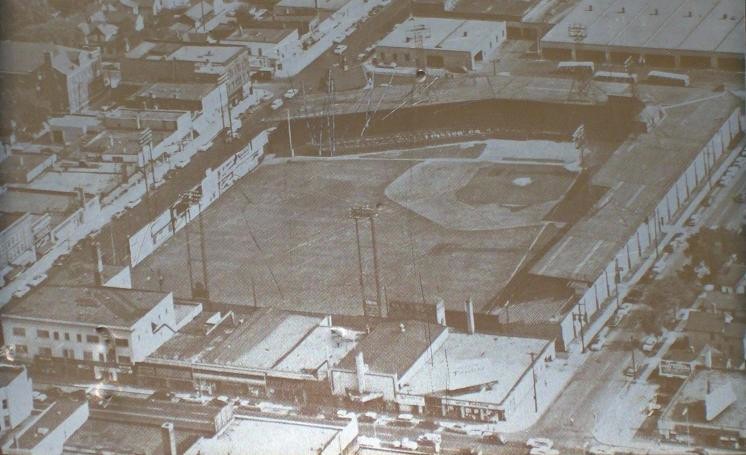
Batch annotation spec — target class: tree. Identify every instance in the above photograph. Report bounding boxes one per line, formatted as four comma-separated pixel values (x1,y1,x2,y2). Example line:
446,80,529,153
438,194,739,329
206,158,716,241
684,227,746,276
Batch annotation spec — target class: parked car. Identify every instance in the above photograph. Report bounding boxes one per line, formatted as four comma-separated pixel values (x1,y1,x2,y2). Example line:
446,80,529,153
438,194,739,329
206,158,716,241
283,88,299,99
28,274,47,287
526,438,553,449
113,209,127,219
334,45,348,55
335,409,355,420
641,335,658,352
12,285,31,299
530,448,560,455
198,141,213,152
332,34,346,44
126,198,142,209
175,158,190,169
270,98,284,110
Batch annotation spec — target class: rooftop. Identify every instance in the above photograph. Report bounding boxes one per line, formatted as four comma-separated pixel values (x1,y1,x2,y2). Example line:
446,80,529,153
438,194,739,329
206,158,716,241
378,17,502,52
337,320,446,376
225,27,296,44
83,129,170,156
0,365,25,388
188,416,350,455
663,370,746,430
541,0,745,56
401,332,549,401
134,82,217,102
0,41,96,75
273,324,360,375
0,188,81,216
2,285,171,328
126,41,244,64
531,89,742,283
277,0,353,11
64,419,198,455
151,308,327,371
17,397,87,449
446,0,542,20
0,212,27,233
103,108,189,122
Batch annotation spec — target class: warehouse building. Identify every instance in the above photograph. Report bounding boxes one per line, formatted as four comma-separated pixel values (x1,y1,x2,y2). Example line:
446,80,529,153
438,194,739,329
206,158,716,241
540,0,744,70
375,17,505,71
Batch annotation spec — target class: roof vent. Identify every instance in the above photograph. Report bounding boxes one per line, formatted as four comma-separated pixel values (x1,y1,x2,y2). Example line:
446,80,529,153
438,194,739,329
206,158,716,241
618,7,625,13
686,11,692,17
462,31,468,37
651,8,658,15
399,323,406,333
585,4,592,11
721,13,727,20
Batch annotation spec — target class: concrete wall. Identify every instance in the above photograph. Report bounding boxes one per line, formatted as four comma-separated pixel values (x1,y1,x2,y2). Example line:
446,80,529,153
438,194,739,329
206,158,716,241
128,130,268,267
0,367,32,431
0,213,36,268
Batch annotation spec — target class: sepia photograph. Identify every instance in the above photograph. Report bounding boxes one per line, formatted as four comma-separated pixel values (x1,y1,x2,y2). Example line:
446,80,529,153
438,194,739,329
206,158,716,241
0,0,744,453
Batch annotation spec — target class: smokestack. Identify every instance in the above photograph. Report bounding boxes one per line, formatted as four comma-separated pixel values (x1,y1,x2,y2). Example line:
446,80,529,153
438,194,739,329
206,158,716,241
355,352,366,393
706,379,711,394
161,422,177,455
704,347,713,369
435,298,446,325
465,297,475,334
92,242,104,285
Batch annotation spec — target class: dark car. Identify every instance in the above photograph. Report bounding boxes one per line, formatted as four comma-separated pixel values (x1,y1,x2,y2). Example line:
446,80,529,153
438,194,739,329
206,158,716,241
416,419,439,430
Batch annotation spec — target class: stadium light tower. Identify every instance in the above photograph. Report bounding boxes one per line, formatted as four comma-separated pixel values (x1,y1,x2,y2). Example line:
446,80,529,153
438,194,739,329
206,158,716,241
350,205,384,320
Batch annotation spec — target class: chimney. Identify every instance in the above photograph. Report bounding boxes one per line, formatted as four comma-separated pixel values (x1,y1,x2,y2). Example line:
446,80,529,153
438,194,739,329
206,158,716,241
77,187,86,207
706,379,712,394
704,347,713,369
355,352,366,392
92,242,104,285
465,297,475,334
44,50,55,68
161,422,177,455
435,298,446,325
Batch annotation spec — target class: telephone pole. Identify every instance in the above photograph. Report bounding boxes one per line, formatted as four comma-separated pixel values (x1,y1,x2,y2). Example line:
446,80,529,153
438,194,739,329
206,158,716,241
529,352,538,413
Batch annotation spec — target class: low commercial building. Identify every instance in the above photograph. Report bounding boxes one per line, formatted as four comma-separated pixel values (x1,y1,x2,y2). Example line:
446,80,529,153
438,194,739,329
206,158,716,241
138,308,360,403
48,115,102,145
121,42,250,101
0,188,102,256
658,370,746,449
331,320,554,421
0,365,32,432
0,286,201,381
0,153,57,184
185,415,359,455
375,17,506,71
0,213,36,272
1,397,89,455
540,0,745,70
684,311,745,370
0,41,104,120
221,27,302,78
81,129,173,167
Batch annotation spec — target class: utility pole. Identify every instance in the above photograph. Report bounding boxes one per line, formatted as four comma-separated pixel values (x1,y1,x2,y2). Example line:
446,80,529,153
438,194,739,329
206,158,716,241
327,69,336,157
287,108,294,158
573,308,586,353
529,351,538,413
352,216,367,319
630,335,637,380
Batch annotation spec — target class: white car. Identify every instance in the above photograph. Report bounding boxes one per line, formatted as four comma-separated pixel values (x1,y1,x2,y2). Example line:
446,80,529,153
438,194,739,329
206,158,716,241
270,99,284,110
530,448,560,455
526,438,553,449
334,45,348,55
642,335,658,352
198,141,213,152
284,88,299,99
13,285,31,299
113,209,127,219
260,91,274,101
126,198,142,209
588,446,616,455
175,158,189,169
332,34,346,44
336,409,355,420
28,274,47,287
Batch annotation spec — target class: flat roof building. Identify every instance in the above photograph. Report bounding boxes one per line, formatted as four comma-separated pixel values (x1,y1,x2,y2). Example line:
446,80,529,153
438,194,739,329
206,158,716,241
0,365,32,433
1,285,201,380
540,0,745,70
375,17,506,71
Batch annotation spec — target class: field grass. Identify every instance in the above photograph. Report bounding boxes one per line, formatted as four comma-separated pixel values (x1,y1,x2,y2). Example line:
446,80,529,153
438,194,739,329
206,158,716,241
132,148,575,315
